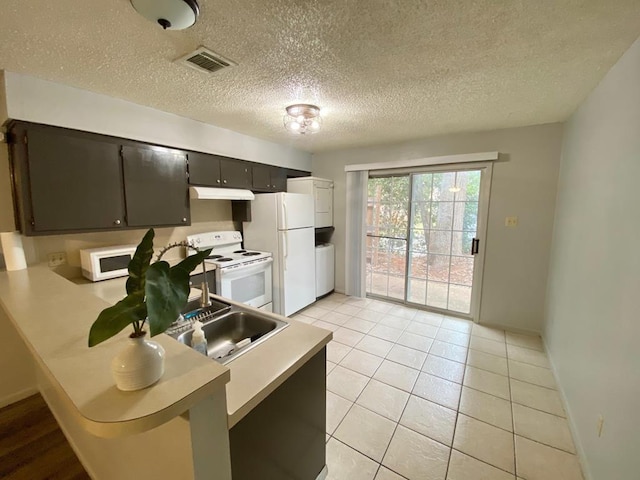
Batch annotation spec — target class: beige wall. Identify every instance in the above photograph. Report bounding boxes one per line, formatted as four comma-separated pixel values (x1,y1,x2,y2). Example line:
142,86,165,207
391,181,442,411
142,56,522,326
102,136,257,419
0,71,16,232
0,308,35,407
312,123,563,332
0,71,34,407
544,37,640,480
22,199,236,271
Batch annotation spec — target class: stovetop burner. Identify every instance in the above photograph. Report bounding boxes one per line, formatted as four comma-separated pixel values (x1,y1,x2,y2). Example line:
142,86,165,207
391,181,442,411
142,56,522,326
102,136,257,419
233,249,247,253
243,252,261,256
208,254,223,260
216,257,233,262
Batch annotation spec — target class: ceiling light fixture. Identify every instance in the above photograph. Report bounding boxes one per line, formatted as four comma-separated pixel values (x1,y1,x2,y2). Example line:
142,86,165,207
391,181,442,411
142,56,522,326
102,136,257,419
130,0,200,30
283,104,322,135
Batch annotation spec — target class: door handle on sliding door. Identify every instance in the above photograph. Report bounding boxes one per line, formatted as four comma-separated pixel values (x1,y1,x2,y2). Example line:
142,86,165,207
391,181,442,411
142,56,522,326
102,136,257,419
471,238,480,255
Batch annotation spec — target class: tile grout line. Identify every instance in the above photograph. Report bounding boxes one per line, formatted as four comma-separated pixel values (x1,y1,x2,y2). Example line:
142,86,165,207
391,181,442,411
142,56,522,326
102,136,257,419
322,300,553,480
506,339,518,479
442,335,471,480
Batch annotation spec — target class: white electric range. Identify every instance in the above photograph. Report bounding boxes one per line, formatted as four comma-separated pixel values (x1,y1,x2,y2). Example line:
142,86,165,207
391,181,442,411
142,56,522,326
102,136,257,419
186,231,273,311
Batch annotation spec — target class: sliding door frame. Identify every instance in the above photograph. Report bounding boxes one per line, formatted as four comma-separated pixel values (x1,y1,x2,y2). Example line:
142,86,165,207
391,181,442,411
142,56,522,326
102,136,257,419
367,162,493,322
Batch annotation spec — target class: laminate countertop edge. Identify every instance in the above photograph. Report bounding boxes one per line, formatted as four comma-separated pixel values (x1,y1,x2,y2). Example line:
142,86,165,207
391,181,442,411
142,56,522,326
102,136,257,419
0,264,231,438
0,265,333,438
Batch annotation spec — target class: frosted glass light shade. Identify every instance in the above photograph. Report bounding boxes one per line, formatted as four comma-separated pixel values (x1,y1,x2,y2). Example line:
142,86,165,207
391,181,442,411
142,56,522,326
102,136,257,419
130,0,199,30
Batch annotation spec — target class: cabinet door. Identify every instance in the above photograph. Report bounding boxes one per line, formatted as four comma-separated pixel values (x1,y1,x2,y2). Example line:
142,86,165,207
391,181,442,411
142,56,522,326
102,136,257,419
26,126,125,233
270,167,287,192
251,164,271,190
188,152,221,186
220,159,252,188
122,145,190,227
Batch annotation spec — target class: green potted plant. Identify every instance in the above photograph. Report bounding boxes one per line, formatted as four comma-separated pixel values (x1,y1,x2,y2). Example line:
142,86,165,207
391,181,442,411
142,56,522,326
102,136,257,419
88,228,211,391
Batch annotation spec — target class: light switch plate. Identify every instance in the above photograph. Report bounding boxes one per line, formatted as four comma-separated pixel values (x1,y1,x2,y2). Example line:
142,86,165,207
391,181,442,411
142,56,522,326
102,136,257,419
505,216,518,227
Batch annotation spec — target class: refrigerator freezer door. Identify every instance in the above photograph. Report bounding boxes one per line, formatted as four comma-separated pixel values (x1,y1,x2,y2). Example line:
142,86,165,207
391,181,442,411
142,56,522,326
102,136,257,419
276,193,314,231
278,227,316,316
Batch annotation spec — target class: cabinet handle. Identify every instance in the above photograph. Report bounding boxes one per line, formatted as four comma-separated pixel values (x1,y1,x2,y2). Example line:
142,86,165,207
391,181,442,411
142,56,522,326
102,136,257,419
216,179,221,183
223,180,227,184
114,219,121,225
182,217,187,223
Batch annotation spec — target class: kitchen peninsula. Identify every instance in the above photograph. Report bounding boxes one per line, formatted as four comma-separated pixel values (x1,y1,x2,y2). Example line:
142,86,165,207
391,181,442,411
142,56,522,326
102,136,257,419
0,264,331,479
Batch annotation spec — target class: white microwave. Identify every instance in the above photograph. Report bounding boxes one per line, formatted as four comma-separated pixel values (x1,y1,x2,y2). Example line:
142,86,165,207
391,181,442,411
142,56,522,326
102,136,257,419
80,245,137,282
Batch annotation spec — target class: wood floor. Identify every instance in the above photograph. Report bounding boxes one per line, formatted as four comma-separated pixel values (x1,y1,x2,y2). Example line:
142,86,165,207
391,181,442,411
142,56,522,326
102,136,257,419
0,394,89,479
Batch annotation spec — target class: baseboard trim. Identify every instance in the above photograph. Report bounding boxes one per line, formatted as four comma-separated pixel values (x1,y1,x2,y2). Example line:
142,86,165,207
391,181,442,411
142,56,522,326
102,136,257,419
315,465,328,480
541,334,592,480
0,385,39,409
476,320,541,336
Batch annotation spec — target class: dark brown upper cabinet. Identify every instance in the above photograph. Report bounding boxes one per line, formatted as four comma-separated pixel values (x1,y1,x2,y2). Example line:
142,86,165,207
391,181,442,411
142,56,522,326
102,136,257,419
220,158,252,188
7,121,191,235
10,123,126,235
188,152,222,186
121,145,190,227
252,164,286,192
188,153,252,189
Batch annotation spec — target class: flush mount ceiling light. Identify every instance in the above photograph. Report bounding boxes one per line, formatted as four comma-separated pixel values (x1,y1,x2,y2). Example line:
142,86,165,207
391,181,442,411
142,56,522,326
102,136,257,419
130,0,200,30
283,104,322,135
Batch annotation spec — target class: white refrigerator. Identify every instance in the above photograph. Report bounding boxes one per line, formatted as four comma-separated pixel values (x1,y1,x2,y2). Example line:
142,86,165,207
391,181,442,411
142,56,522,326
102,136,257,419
243,192,316,317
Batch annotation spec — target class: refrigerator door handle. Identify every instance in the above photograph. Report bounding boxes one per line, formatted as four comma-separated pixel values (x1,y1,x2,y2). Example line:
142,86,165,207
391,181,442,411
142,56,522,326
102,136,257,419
283,232,288,270
282,201,288,231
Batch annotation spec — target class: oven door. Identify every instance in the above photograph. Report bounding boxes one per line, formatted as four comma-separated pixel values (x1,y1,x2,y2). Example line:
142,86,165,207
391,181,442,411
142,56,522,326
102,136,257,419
216,258,273,309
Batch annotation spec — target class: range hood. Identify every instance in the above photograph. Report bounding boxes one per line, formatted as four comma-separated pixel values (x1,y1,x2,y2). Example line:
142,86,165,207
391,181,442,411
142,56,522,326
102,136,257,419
189,186,255,201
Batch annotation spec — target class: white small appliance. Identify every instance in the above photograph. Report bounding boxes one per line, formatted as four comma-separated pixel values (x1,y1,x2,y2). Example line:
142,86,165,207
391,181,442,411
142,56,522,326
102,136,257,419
80,245,137,282
186,231,273,311
287,176,334,228
315,243,335,298
243,192,316,316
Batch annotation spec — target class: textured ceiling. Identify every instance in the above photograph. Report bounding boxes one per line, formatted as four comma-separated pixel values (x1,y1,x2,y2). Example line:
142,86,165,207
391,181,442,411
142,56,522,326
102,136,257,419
0,1,639,152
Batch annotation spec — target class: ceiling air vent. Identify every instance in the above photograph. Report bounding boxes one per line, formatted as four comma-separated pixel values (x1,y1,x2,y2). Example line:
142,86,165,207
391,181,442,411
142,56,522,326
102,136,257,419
176,47,237,74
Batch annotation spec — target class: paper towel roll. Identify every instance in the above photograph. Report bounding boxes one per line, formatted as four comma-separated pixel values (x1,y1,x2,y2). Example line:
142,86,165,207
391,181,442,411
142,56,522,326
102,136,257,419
1,231,27,271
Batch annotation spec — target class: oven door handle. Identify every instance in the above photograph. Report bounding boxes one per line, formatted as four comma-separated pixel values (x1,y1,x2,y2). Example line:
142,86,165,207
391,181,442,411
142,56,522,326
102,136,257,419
218,257,273,279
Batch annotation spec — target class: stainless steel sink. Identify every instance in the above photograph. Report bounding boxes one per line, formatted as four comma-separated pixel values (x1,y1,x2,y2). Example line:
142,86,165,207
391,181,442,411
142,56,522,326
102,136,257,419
174,310,288,364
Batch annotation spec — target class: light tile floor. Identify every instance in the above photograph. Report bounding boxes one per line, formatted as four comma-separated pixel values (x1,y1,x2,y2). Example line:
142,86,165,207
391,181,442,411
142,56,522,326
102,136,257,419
291,293,584,480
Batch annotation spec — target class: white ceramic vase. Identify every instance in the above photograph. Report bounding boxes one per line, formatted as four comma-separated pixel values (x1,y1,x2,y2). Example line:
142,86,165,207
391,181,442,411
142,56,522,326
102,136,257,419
111,332,166,391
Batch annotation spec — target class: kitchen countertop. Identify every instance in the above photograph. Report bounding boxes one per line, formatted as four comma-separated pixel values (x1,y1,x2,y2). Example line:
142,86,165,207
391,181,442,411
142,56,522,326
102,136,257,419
0,263,331,437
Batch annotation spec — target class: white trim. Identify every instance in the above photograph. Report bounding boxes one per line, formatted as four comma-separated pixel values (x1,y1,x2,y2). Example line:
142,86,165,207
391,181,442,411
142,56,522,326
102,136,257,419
470,162,493,322
344,151,499,172
315,465,328,480
0,385,38,409
542,336,592,480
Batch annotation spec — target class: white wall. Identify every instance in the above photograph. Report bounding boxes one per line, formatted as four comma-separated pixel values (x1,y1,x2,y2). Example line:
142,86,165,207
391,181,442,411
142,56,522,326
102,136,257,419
313,123,564,332
544,37,640,480
3,71,312,171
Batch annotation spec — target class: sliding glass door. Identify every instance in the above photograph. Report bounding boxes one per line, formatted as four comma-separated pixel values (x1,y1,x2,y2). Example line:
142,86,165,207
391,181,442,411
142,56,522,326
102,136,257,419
366,165,490,320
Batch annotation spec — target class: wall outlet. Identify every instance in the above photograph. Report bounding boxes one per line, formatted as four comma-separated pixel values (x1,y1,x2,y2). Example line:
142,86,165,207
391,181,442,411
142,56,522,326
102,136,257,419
48,252,67,267
597,415,604,437
505,216,519,227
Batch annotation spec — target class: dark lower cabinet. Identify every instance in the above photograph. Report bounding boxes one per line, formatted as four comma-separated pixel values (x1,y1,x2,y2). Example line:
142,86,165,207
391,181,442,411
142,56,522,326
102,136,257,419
19,125,125,234
229,349,326,480
121,146,190,227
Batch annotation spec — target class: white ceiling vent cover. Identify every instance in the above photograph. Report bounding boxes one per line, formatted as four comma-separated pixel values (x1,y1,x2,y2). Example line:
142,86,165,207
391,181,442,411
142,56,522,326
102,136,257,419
176,47,237,74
